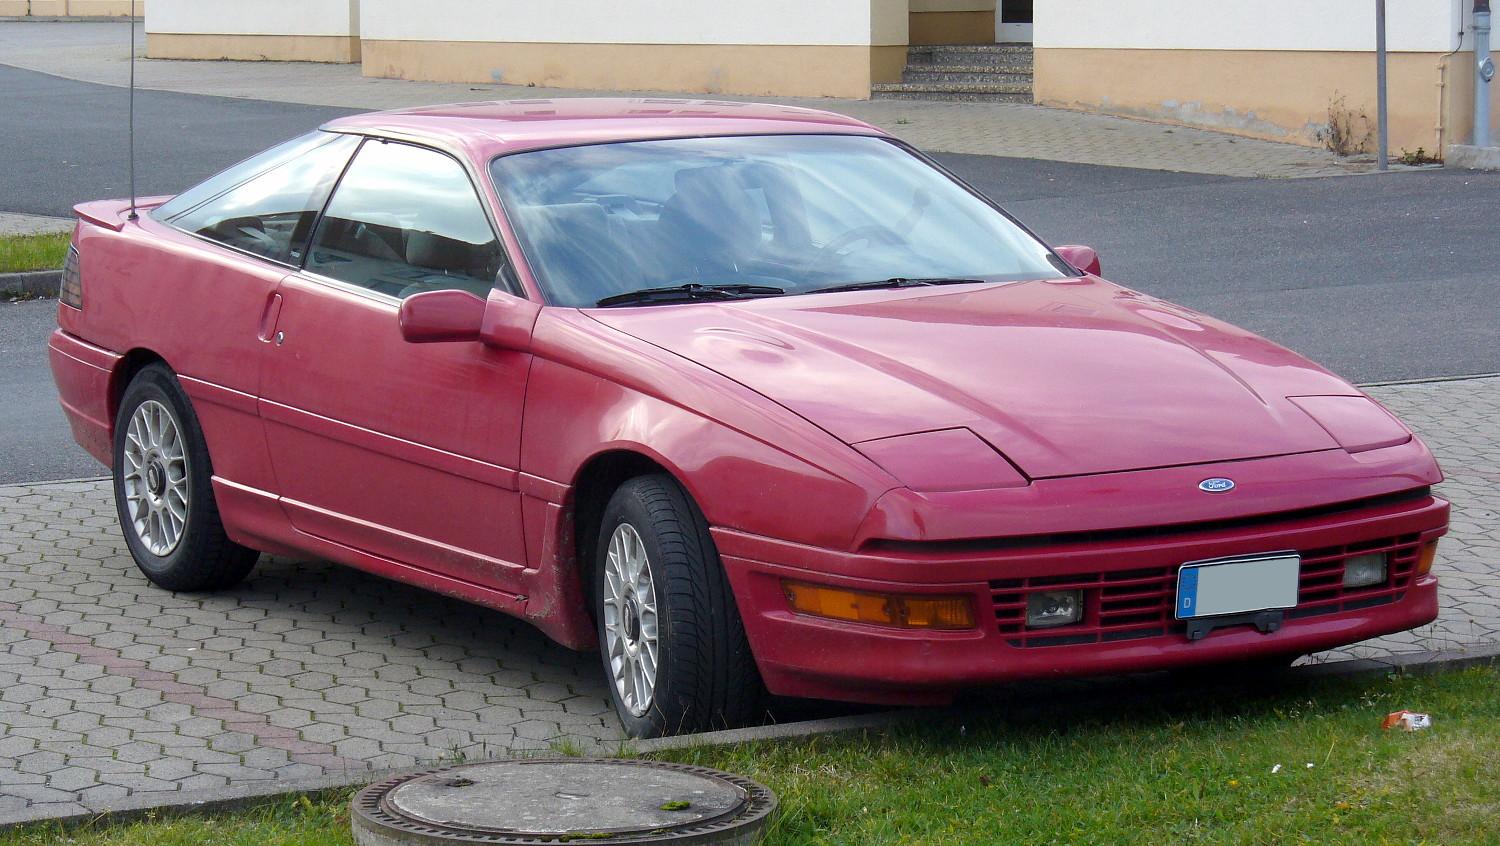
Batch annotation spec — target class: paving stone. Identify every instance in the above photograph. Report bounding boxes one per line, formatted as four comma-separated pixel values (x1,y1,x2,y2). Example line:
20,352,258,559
0,375,1496,826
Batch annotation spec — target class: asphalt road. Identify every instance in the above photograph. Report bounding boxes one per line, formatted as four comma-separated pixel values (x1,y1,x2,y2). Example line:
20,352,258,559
2,63,1498,483
0,64,354,217
944,155,1500,385
1,298,105,483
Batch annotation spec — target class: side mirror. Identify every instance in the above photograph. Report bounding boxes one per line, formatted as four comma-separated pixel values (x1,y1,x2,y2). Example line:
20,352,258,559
1054,245,1102,277
399,289,486,343
480,292,542,351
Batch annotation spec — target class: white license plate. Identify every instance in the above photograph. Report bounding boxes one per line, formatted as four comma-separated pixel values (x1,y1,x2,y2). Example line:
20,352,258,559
1175,553,1301,620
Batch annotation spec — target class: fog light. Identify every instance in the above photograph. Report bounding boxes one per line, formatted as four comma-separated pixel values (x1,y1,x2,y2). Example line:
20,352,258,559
1416,541,1439,576
1025,590,1083,629
782,582,975,630
1342,553,1388,588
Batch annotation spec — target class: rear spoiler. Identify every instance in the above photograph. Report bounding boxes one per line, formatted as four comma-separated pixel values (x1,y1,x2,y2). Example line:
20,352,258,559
73,196,172,233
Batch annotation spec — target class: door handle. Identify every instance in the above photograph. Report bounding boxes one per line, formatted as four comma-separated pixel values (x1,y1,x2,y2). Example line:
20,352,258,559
257,292,283,343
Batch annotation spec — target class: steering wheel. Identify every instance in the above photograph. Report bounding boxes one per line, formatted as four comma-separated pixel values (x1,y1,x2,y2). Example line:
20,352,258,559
806,225,905,276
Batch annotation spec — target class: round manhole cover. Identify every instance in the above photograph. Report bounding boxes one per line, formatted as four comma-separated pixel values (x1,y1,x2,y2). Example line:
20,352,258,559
352,758,776,845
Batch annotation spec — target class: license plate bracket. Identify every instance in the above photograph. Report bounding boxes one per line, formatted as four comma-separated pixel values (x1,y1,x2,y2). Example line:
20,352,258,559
1183,608,1286,642
1176,552,1300,641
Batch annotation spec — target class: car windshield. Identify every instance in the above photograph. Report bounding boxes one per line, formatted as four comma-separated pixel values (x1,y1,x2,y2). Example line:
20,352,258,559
489,134,1067,307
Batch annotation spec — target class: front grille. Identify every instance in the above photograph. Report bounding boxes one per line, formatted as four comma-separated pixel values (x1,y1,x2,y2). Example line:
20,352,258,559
991,533,1421,648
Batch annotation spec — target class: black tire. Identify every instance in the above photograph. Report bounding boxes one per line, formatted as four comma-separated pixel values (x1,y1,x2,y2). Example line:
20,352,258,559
594,474,763,738
112,363,259,592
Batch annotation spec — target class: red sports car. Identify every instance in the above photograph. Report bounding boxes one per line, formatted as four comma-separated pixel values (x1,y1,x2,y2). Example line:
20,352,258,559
49,99,1445,737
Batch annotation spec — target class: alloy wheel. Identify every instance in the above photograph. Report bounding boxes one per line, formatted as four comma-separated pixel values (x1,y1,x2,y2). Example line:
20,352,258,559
121,399,189,556
602,522,660,717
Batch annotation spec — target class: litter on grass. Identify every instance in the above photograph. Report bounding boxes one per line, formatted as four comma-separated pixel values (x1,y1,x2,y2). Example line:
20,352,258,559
1381,710,1433,731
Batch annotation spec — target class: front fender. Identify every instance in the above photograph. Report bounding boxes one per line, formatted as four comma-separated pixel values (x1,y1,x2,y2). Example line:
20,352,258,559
520,354,880,550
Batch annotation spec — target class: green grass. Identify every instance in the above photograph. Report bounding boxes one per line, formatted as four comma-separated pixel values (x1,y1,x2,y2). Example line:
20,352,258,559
0,232,71,274
3,667,1495,846
664,666,1500,846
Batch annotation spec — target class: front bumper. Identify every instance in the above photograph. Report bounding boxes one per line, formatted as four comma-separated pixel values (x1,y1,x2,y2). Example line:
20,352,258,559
716,493,1447,705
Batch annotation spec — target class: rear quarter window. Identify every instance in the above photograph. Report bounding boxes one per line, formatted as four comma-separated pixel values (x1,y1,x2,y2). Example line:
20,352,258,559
154,132,360,265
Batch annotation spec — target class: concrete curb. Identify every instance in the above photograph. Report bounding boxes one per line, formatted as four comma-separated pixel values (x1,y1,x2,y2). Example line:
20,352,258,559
1446,144,1500,172
0,475,109,488
0,769,399,831
0,269,60,299
1359,371,1500,388
628,708,930,755
3,642,1494,833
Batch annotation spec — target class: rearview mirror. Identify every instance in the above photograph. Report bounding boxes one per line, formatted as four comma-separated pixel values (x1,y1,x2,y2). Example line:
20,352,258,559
1054,245,1102,277
399,289,486,343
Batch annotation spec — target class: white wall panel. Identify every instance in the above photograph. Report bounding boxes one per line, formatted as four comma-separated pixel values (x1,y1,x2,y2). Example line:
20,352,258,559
1036,0,1462,53
359,0,886,45
147,0,360,36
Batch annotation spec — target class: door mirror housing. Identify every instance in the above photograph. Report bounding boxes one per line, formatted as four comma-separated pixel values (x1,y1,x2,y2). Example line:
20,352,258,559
1054,245,1102,277
399,289,487,343
399,289,541,350
480,292,542,351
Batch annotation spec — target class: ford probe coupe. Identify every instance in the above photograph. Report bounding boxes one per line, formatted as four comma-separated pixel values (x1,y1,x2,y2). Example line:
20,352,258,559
49,99,1446,737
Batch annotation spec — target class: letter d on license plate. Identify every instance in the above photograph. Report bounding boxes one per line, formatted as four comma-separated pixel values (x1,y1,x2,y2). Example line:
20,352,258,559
1175,553,1300,620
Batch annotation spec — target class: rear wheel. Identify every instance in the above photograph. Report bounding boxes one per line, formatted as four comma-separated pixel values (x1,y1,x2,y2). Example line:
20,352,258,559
595,474,763,737
112,363,259,592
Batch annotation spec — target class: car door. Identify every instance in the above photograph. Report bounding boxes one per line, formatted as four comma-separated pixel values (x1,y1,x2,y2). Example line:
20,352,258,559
147,131,362,497
257,137,532,591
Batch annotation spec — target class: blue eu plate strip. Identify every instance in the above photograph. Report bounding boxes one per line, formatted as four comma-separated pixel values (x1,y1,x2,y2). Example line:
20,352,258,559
1177,567,1200,619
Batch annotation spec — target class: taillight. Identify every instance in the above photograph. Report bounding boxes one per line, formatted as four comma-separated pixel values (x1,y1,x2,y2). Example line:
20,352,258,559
60,244,82,309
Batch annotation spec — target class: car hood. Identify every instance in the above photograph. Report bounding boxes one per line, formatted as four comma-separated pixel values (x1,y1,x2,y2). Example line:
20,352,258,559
585,278,1358,480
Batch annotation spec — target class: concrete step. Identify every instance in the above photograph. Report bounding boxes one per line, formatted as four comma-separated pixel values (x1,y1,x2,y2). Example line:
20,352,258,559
907,43,1034,67
871,81,1033,104
870,89,1034,104
901,67,1033,86
903,60,1033,75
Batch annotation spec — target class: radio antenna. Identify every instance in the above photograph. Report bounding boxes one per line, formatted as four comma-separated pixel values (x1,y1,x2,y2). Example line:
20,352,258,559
127,13,138,221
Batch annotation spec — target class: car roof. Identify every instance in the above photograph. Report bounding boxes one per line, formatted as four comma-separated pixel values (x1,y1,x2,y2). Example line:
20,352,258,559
322,97,888,159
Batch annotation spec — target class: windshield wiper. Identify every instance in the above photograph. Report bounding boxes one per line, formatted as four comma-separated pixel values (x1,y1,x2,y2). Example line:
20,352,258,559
596,283,785,308
807,277,987,295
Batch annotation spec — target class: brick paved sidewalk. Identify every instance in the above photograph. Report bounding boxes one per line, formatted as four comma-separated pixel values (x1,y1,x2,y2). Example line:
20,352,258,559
1,376,1497,826
0,21,1392,180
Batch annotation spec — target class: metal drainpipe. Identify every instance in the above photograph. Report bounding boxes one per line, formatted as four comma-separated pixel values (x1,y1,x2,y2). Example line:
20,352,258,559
1479,0,1495,147
1377,0,1389,170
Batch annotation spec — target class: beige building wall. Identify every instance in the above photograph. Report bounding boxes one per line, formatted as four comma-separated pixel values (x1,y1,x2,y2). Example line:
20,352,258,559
147,0,361,63
1036,48,1497,157
361,42,899,99
909,0,994,46
358,0,908,99
148,32,361,62
1034,0,1496,156
1,0,141,14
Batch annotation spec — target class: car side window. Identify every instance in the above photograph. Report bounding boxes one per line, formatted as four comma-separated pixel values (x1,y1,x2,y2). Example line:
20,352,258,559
305,140,505,300
156,132,360,265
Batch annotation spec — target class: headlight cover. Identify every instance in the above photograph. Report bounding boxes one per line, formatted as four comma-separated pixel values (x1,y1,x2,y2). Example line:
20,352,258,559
1288,395,1412,453
853,427,1028,492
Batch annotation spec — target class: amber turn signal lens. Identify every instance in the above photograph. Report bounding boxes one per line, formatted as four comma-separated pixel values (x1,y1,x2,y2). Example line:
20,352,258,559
1416,540,1439,576
781,581,975,630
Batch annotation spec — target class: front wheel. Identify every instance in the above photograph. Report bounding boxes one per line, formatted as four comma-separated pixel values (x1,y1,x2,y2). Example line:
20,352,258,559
112,363,259,592
595,475,763,737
